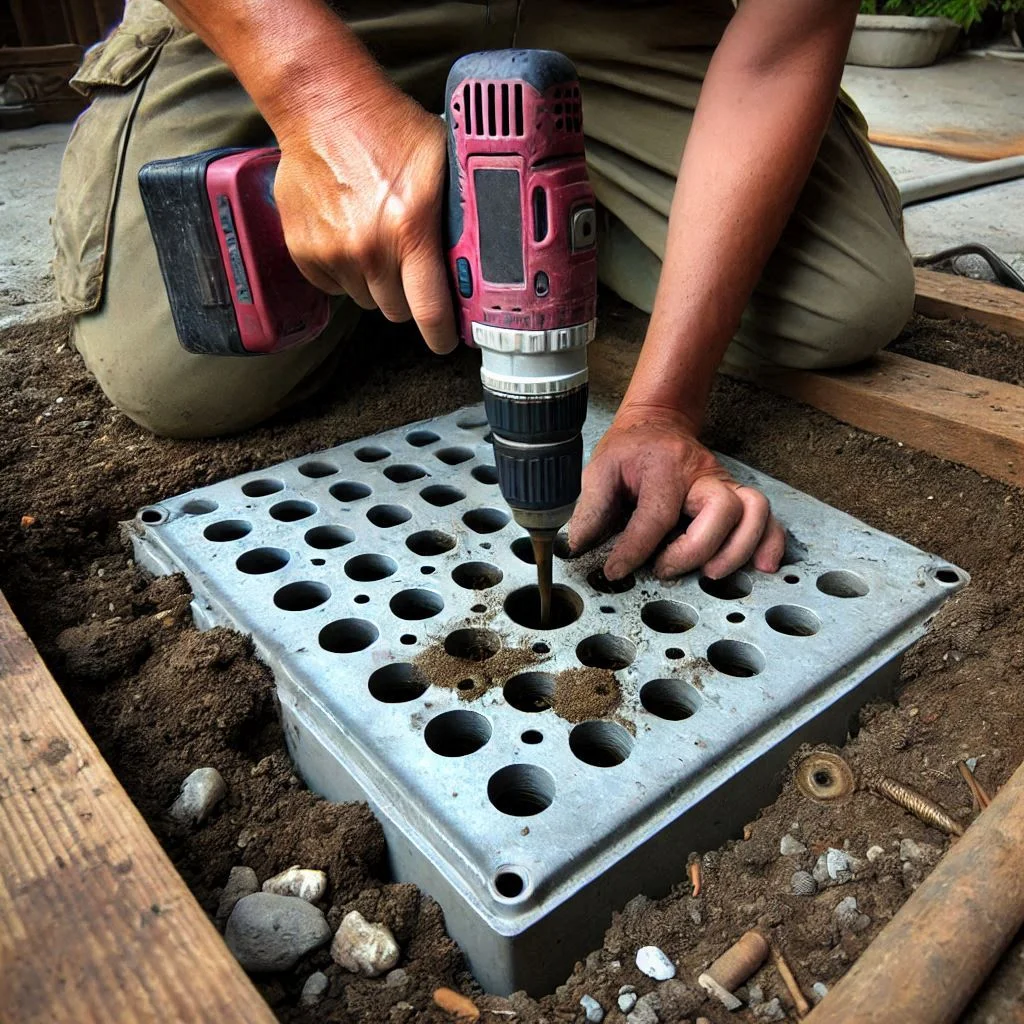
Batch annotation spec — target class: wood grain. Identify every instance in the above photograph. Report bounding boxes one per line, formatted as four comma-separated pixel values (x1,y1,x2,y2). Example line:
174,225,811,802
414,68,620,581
0,589,275,1023
915,268,1024,340
727,352,1024,489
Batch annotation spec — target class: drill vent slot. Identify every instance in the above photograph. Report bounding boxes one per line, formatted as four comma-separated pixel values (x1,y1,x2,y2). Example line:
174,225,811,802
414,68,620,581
463,80,525,138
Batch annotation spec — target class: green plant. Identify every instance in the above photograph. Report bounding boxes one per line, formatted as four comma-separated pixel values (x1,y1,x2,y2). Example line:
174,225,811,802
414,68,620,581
859,0,1024,27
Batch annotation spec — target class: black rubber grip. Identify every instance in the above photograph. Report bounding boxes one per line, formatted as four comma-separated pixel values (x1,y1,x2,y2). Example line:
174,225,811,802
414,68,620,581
493,435,583,511
483,386,588,444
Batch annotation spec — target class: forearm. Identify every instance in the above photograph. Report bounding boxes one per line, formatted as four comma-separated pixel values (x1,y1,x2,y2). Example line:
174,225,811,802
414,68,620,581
621,0,859,427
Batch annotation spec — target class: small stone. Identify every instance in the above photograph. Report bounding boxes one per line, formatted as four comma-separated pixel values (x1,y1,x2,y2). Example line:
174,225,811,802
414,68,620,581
300,971,329,1006
779,834,807,856
216,865,259,924
225,893,331,972
812,982,829,1002
966,757,978,771
747,983,764,1005
791,870,817,896
952,252,998,282
168,767,227,825
618,989,638,1013
386,968,408,988
866,845,885,862
262,866,328,903
826,848,851,879
636,945,676,980
752,997,786,1021
833,896,871,934
331,910,400,977
627,992,660,1024
899,838,940,864
580,994,605,1023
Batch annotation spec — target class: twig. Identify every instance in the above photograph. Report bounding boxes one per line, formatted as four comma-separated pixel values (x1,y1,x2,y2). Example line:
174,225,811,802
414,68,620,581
688,859,702,897
957,760,991,811
870,777,964,837
771,944,811,1019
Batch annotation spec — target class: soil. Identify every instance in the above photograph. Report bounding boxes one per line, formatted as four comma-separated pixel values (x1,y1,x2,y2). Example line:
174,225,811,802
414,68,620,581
2,303,1023,1023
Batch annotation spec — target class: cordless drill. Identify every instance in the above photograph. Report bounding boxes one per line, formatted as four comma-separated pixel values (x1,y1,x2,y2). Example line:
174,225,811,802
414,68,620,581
139,50,598,624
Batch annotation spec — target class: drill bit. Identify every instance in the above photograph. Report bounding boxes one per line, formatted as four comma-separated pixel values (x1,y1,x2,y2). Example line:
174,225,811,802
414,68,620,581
530,531,554,629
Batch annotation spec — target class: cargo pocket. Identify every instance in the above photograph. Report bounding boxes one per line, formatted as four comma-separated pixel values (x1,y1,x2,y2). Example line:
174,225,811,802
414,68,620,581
52,7,174,314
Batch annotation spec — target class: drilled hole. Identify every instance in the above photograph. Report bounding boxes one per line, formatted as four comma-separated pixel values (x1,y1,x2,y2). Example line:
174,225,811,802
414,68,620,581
421,484,465,507
488,764,554,817
699,572,753,600
406,429,440,447
355,445,390,462
330,480,372,502
236,547,289,574
727,612,745,624
298,460,337,478
390,589,444,620
503,672,555,712
242,478,284,497
452,562,503,590
367,504,412,528
457,678,475,690
436,446,475,466
464,508,510,534
707,639,765,677
140,507,165,524
406,530,456,557
511,537,535,564
576,634,636,670
368,664,428,703
640,679,700,720
355,594,369,604
311,558,325,566
641,600,698,633
472,465,499,485
425,710,492,757
456,410,489,428
384,464,428,483
569,721,634,767
816,570,868,599
401,634,416,645
600,605,614,614
274,581,330,611
504,585,583,630
587,568,635,594
521,730,543,745
494,870,527,899
344,553,397,581
532,642,549,655
204,520,251,542
666,647,684,660
305,525,355,550
421,566,435,575
445,628,501,661
319,618,378,653
766,605,821,637
270,499,317,522
182,498,218,515
933,567,961,585
784,574,800,584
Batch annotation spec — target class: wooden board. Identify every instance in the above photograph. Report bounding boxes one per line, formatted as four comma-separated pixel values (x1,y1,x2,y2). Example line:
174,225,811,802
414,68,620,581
0,590,276,1024
727,351,1024,489
915,268,1024,341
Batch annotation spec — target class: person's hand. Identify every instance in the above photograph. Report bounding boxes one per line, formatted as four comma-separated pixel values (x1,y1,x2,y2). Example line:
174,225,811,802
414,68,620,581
272,85,457,354
569,403,786,581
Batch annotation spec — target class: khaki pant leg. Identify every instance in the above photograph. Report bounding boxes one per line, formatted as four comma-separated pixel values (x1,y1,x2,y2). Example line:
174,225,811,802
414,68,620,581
53,0,517,439
516,0,915,372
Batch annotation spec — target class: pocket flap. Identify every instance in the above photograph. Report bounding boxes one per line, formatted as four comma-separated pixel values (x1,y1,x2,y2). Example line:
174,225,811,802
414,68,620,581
71,13,173,94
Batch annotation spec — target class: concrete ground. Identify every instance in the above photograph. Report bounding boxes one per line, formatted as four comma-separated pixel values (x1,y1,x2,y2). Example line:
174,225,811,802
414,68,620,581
0,53,1022,331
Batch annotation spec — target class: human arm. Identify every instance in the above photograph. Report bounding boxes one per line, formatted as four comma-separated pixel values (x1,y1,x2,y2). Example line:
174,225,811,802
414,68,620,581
160,0,457,353
570,0,860,580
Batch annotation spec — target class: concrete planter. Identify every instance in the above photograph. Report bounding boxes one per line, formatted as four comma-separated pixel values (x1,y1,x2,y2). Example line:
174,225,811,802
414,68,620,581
847,14,961,68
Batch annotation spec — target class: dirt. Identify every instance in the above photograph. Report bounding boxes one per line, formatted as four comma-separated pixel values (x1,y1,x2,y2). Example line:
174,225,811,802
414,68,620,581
2,304,1023,1022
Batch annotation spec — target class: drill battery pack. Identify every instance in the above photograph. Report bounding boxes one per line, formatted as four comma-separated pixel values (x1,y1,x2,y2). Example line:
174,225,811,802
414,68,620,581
139,147,330,356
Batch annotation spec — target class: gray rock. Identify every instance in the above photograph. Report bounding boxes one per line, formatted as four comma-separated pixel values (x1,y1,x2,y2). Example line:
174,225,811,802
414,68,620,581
580,994,605,1023
331,910,400,977
385,968,408,988
216,865,259,925
779,834,807,856
169,767,227,825
812,982,829,1003
899,838,940,864
300,971,329,1006
618,988,638,1014
752,997,786,1021
747,983,764,1006
952,253,998,282
791,870,817,896
262,866,328,903
866,845,885,862
813,848,851,884
627,992,660,1024
636,945,676,980
225,893,331,972
833,895,871,933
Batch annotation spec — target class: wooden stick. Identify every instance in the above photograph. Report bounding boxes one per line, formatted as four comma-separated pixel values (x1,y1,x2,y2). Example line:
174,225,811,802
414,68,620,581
958,760,991,811
915,268,1024,341
772,944,812,1019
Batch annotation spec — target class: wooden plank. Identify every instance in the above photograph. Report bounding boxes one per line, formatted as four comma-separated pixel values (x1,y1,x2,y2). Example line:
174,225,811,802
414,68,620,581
915,268,1024,341
0,589,275,1024
727,351,1024,488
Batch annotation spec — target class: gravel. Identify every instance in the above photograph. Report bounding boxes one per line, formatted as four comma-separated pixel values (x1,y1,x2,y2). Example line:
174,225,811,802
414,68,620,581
330,910,400,978
225,892,332,972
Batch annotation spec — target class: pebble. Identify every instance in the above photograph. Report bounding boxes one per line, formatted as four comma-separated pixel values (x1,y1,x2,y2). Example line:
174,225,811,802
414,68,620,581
791,870,817,896
899,838,940,864
752,997,786,1021
952,252,998,282
386,968,408,988
331,910,400,977
866,845,885,862
262,866,328,903
168,767,227,825
747,983,764,1006
779,834,807,856
216,865,259,924
812,982,829,1002
627,993,660,1024
299,971,329,1006
833,895,872,934
580,994,605,1023
618,986,638,1013
225,893,331,972
636,945,676,981
813,848,851,884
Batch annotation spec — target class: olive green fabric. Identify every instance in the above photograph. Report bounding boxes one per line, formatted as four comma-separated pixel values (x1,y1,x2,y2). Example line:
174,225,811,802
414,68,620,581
53,0,913,438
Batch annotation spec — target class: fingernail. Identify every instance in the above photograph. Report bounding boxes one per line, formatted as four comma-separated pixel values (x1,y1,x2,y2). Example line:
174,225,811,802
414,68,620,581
604,561,622,581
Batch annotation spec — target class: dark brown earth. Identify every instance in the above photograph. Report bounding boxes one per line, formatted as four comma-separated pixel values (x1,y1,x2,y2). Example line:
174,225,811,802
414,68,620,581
1,302,1023,1022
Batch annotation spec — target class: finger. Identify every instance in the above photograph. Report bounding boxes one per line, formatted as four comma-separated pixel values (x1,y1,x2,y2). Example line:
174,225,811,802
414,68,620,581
652,480,744,579
604,477,683,580
569,459,621,555
400,243,458,354
701,487,771,580
305,256,377,310
367,270,414,324
752,514,787,573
